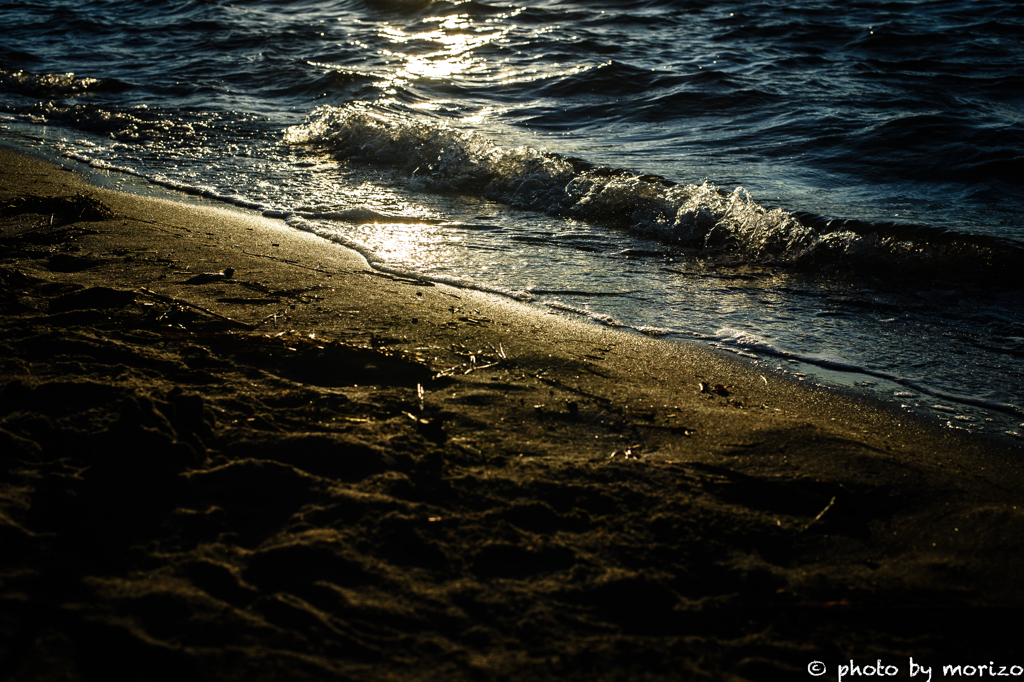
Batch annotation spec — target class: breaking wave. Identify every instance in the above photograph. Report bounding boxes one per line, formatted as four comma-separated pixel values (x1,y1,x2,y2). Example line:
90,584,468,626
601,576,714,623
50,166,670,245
287,105,1024,276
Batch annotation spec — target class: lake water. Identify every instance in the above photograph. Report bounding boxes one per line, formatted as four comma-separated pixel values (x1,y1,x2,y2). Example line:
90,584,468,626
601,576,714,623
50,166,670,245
2,0,1022,441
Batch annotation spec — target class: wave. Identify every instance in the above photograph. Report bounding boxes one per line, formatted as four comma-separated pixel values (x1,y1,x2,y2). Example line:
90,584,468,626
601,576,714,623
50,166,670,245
0,68,132,99
536,61,688,99
286,105,1024,277
10,100,197,143
270,67,381,102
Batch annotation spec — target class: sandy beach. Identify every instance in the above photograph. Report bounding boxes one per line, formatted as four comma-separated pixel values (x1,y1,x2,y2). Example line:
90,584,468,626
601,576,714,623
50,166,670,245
2,143,1023,681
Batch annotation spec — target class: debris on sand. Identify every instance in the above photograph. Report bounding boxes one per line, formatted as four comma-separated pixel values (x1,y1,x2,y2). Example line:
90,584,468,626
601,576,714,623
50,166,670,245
184,266,235,284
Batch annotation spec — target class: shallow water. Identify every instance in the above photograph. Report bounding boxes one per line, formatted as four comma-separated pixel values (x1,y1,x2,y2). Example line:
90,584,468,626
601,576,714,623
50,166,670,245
2,0,1022,440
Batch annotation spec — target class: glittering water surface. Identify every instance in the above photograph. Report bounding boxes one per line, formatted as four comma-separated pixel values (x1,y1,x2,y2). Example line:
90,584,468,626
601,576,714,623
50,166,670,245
2,0,1023,439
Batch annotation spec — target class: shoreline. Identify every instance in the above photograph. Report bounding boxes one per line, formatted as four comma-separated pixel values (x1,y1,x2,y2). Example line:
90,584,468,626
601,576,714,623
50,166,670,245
19,136,1024,440
14,140,1019,444
5,142,1009,455
2,142,1024,680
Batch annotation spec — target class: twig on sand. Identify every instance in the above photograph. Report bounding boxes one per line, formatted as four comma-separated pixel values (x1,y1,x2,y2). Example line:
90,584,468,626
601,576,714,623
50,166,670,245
185,267,234,284
238,281,326,299
433,366,459,379
256,310,286,327
138,287,256,329
465,361,500,375
800,496,837,533
124,216,193,234
240,249,345,275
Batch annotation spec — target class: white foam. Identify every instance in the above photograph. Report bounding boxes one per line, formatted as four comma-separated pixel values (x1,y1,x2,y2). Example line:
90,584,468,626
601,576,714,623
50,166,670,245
543,302,672,337
63,151,141,177
285,106,875,267
545,301,624,327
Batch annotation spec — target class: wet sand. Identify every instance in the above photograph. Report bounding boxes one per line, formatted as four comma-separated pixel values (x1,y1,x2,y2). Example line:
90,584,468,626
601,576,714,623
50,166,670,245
2,143,1023,681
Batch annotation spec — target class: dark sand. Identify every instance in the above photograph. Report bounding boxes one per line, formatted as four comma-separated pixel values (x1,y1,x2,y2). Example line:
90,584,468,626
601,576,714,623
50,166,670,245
2,144,1023,681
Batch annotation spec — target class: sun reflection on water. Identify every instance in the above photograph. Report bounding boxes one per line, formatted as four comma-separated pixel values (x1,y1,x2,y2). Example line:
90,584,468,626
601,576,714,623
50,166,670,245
379,14,508,83
293,4,604,276
353,220,460,271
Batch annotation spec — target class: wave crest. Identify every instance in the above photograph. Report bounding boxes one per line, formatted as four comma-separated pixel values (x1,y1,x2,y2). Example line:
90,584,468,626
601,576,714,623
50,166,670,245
287,105,1024,274
0,68,128,99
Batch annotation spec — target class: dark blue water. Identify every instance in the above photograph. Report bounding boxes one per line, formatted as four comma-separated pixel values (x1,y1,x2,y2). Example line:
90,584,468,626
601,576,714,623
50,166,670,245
2,0,1023,440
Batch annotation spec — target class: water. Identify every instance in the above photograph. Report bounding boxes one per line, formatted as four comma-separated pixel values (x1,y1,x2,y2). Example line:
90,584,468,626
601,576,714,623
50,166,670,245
2,0,1023,441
